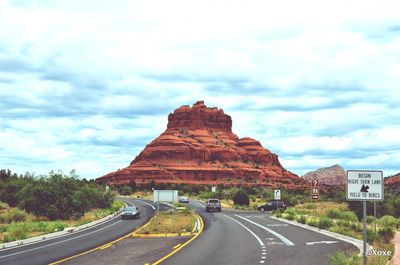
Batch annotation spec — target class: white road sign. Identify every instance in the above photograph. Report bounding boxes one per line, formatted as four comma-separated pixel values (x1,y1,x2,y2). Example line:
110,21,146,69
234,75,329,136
346,170,383,201
274,190,281,200
153,190,178,203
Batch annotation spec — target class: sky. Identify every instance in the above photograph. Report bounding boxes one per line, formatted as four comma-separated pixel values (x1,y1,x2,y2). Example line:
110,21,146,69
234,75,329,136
1,0,399,179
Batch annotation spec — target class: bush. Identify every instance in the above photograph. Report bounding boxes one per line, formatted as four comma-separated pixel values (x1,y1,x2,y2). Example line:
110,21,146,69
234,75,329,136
0,201,10,210
118,185,133,195
232,190,249,206
378,227,394,243
318,216,333,229
285,214,295,220
366,215,375,224
340,211,358,222
284,208,296,216
7,208,27,222
297,215,307,224
327,208,341,219
307,219,319,228
330,251,360,265
366,228,379,244
378,215,400,228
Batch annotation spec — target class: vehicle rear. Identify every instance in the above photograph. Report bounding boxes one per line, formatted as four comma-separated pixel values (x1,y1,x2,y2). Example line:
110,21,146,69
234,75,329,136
205,199,221,212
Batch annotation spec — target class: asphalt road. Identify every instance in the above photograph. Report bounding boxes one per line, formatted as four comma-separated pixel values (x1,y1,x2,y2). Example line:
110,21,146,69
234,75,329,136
162,201,358,265
0,198,158,265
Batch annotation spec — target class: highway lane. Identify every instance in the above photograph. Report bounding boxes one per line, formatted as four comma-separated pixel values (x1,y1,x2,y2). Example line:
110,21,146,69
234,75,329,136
0,198,158,265
163,201,358,265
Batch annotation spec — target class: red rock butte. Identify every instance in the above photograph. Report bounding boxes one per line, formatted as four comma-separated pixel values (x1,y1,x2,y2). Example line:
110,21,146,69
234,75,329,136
97,101,307,189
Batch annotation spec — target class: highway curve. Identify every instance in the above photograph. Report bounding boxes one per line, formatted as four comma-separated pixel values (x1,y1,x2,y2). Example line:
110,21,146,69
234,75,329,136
0,198,157,265
162,201,358,265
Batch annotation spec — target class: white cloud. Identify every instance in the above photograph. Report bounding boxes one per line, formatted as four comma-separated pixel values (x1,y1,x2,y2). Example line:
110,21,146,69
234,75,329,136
1,0,399,177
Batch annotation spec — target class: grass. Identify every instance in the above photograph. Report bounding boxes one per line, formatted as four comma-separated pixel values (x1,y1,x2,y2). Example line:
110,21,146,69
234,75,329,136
274,202,398,265
137,210,197,235
0,200,123,243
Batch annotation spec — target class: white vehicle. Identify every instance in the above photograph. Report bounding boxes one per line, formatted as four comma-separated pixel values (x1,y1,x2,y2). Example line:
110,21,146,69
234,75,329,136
179,196,189,203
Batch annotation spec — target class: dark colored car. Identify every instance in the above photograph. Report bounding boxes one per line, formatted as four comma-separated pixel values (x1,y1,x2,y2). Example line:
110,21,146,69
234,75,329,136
121,206,140,219
257,200,286,211
205,199,221,212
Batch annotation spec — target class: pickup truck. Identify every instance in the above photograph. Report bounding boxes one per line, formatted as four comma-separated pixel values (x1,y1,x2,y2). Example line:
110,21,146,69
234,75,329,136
205,199,222,212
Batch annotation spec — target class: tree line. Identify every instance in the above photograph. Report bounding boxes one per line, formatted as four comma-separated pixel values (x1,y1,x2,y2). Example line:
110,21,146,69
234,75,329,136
0,169,114,220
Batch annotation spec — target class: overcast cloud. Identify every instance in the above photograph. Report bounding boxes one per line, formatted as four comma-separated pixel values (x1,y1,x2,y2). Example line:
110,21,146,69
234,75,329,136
1,0,399,178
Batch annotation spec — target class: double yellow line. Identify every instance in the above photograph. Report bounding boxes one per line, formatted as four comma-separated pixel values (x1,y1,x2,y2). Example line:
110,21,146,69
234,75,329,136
48,214,204,265
150,214,204,265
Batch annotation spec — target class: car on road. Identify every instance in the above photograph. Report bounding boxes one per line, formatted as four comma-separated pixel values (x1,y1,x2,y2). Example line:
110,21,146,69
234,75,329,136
257,200,286,211
121,206,140,219
205,198,221,212
179,196,189,203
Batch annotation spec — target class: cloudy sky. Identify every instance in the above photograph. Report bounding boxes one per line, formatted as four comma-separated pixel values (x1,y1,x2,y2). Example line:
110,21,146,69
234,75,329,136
1,0,399,179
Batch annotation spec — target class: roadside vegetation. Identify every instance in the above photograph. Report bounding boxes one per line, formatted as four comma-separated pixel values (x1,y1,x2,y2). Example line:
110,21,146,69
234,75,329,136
273,202,397,264
0,169,121,244
135,203,197,235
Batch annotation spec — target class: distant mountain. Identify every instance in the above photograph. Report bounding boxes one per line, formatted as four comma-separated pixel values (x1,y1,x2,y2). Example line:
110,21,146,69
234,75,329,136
302,164,346,186
385,173,400,194
97,101,307,189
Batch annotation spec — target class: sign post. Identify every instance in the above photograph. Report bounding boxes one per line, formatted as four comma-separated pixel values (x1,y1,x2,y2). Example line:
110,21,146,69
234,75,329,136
311,179,319,200
347,170,383,265
274,190,281,211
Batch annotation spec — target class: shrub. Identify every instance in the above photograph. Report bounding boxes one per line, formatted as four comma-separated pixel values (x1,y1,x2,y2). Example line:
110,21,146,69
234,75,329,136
330,251,360,265
232,190,249,206
327,208,341,219
118,185,133,195
7,223,28,240
0,201,10,210
297,215,307,224
340,211,358,222
366,228,379,244
285,214,295,220
7,208,27,222
378,227,394,243
318,216,334,229
307,219,319,228
366,215,375,224
378,215,400,228
284,208,296,216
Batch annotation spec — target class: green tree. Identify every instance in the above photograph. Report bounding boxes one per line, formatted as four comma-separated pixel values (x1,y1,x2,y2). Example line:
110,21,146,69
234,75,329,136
233,190,250,206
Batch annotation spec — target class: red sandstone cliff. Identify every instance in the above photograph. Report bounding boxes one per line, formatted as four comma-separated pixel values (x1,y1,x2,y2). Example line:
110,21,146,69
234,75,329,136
97,101,306,188
303,164,346,186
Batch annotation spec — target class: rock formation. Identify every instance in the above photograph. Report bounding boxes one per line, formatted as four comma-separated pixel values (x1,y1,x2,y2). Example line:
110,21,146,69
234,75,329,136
97,101,307,189
385,173,400,194
303,164,346,186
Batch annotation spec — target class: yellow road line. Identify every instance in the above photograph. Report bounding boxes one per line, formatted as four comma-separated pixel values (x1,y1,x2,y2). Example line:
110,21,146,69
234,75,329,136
48,217,154,265
99,244,112,250
172,244,182,249
150,214,204,265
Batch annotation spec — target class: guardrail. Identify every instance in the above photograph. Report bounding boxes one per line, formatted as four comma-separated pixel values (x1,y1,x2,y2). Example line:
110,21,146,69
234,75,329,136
1,206,123,250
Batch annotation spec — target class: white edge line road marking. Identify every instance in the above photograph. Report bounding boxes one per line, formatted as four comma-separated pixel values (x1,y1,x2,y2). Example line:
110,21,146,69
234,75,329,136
194,201,206,209
0,201,129,253
136,200,156,210
306,241,339,245
234,214,295,246
0,220,123,259
223,215,264,246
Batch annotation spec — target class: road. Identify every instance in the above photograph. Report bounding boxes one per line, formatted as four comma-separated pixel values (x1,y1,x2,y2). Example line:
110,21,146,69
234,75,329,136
162,201,358,265
0,198,158,265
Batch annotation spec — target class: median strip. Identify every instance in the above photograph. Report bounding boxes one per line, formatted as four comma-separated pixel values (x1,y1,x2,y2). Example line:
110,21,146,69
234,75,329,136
149,214,204,265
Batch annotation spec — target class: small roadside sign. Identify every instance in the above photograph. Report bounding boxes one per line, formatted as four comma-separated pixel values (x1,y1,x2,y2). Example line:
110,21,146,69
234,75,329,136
211,186,217,192
346,170,384,201
274,190,281,200
311,179,319,200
